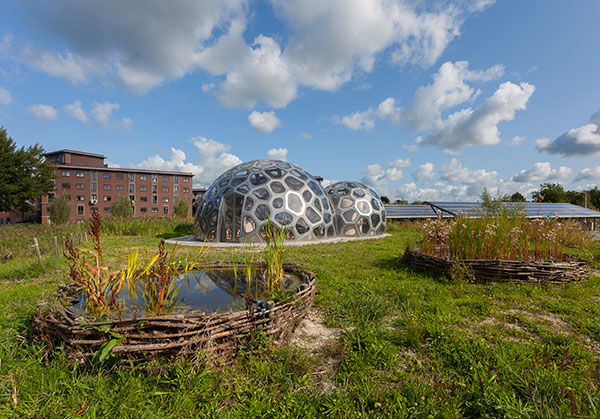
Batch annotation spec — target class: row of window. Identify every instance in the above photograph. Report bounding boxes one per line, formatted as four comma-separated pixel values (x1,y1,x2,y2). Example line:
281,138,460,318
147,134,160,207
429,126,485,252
61,171,189,183
68,195,172,204
60,183,189,193
76,205,169,216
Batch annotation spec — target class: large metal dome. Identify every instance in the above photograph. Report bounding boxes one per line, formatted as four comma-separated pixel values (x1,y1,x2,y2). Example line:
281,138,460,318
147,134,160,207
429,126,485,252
195,160,335,243
325,181,386,237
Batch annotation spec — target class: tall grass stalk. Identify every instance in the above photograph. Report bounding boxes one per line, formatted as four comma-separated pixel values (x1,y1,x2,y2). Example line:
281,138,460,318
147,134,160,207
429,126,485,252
262,222,288,293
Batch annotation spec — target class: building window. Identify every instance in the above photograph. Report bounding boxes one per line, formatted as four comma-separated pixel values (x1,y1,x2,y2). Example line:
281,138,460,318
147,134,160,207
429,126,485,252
103,185,111,190
183,178,190,183
103,207,111,213
163,206,169,215
183,188,190,193
140,175,147,181
77,205,84,216
152,174,158,183
140,196,148,202
140,185,147,192
174,175,179,184
91,170,97,181
90,194,98,203
162,197,169,203
62,171,70,177
162,176,169,182
103,196,111,202
77,195,85,201
116,173,124,180
162,186,169,192
91,182,97,192
152,196,158,204
152,185,157,194
152,207,158,213
103,173,111,179
116,185,124,191
91,207,98,213
129,184,135,194
76,183,85,189
173,186,179,195
129,173,135,182
61,183,71,189
140,207,147,213
48,193,55,203
76,171,84,177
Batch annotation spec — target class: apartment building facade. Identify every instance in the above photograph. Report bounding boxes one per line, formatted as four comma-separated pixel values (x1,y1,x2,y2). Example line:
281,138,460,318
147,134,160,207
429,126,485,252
41,150,194,224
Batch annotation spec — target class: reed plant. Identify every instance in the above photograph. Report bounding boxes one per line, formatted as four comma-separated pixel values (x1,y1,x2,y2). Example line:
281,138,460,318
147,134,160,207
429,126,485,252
262,222,289,293
419,208,592,262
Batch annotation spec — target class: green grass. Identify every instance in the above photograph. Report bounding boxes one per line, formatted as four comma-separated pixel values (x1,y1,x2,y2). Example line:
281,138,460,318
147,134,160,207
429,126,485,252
1,223,600,417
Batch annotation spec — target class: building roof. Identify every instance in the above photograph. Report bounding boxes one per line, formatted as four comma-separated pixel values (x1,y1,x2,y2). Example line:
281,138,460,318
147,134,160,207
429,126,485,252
54,164,193,176
45,149,106,159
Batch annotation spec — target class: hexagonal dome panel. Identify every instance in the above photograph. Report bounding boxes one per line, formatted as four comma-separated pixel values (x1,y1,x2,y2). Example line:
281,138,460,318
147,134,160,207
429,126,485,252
325,181,386,237
195,160,335,242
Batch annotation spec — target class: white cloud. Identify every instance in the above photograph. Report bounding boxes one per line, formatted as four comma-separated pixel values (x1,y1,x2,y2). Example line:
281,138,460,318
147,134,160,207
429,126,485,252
266,147,288,160
0,87,12,106
91,102,119,125
506,135,525,146
361,157,410,185
116,117,133,131
248,110,281,133
17,1,492,107
510,162,572,183
536,109,600,157
424,82,535,150
337,110,375,131
339,60,503,132
440,158,497,185
574,167,600,183
298,132,312,139
26,104,58,120
412,162,435,181
136,136,243,187
63,100,89,123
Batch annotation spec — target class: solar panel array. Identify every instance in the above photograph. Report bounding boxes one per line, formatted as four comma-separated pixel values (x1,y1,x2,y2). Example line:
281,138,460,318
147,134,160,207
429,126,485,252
384,202,600,219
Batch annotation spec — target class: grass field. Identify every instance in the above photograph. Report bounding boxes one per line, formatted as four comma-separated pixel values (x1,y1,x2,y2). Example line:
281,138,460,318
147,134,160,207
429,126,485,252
1,222,600,417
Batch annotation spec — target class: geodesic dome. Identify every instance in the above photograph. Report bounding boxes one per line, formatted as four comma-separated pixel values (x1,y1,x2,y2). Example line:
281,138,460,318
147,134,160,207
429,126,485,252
195,160,336,243
325,181,386,237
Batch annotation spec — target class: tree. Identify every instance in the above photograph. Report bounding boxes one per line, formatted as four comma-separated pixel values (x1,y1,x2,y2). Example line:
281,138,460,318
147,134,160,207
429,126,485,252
509,192,525,202
110,196,133,218
380,196,390,204
532,183,567,203
174,197,189,218
0,127,55,212
48,194,71,225
394,199,408,205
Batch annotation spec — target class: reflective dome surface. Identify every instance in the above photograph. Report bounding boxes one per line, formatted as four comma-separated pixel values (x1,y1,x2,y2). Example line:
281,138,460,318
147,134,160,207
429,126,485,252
325,181,386,237
195,160,335,242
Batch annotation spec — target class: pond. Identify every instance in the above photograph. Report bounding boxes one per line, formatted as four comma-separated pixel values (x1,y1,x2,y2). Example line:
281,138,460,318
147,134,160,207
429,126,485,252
69,268,302,318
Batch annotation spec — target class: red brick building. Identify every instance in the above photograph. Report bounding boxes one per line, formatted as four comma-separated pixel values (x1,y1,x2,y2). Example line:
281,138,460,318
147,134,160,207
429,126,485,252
41,150,194,224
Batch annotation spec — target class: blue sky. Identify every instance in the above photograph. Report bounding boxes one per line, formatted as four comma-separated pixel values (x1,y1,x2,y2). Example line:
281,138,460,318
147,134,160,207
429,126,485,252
1,0,599,202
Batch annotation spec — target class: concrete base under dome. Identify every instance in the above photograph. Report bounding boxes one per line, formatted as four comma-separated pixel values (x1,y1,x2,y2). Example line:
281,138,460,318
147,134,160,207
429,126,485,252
165,233,391,248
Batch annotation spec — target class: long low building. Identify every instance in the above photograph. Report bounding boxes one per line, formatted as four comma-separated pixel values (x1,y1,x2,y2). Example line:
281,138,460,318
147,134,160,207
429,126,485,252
385,201,600,229
41,149,194,224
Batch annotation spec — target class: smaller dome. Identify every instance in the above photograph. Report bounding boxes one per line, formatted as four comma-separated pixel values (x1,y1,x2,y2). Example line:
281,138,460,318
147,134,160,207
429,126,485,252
325,181,386,237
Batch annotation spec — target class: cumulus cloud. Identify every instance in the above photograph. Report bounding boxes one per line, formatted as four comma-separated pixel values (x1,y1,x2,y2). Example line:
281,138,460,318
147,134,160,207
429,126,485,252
63,100,89,123
337,110,375,131
26,104,58,120
136,136,242,187
16,1,492,107
510,162,572,183
536,109,600,157
506,135,525,146
573,167,600,183
340,60,503,131
298,132,312,139
440,158,497,185
91,102,119,125
0,87,12,106
412,162,435,181
423,82,535,150
361,157,410,185
248,110,281,133
266,147,288,160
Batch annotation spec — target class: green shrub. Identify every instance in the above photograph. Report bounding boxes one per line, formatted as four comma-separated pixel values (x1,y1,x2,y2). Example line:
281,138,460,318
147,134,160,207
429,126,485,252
48,194,71,225
110,196,133,219
174,197,189,219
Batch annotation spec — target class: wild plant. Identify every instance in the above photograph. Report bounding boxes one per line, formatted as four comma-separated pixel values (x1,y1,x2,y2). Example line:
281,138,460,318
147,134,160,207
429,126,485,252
262,221,289,293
